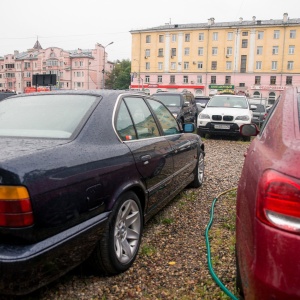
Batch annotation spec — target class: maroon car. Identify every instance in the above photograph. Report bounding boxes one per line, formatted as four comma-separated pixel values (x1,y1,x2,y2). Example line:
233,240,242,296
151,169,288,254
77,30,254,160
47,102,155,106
236,86,300,299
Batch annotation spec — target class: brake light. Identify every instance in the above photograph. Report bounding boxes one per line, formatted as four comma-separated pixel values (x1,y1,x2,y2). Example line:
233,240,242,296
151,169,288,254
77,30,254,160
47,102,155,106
0,186,34,227
256,170,300,233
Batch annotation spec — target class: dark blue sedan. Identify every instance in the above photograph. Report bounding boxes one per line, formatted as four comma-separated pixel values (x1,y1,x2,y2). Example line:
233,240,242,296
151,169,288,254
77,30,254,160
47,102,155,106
0,90,204,295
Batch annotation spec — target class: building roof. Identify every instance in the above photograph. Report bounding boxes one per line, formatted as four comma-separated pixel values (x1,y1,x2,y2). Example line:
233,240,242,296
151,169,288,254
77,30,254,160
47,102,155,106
130,17,300,32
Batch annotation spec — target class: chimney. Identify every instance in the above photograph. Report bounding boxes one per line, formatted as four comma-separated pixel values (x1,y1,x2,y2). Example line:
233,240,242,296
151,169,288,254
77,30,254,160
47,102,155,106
252,16,256,22
208,18,215,26
283,13,288,23
14,50,19,56
239,17,243,23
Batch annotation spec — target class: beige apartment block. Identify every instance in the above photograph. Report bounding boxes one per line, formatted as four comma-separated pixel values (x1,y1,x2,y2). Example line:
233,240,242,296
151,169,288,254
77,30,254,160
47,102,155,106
0,41,114,93
130,13,300,103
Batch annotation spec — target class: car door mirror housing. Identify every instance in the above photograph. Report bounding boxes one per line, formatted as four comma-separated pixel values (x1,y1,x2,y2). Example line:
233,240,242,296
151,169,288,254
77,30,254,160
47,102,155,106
183,123,194,133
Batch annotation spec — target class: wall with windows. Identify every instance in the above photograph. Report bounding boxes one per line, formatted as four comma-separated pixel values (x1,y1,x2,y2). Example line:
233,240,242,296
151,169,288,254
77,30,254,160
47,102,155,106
130,13,300,98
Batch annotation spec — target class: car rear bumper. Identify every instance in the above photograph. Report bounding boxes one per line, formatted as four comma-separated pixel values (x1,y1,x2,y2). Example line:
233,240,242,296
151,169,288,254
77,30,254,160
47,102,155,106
197,123,241,137
0,211,110,295
236,218,300,299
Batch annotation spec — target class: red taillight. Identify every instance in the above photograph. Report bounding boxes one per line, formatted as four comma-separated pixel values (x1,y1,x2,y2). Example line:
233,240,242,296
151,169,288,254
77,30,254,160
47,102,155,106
0,186,34,227
257,170,300,233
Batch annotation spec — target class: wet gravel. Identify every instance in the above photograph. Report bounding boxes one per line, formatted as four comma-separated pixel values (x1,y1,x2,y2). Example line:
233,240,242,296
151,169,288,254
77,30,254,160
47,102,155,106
5,138,249,300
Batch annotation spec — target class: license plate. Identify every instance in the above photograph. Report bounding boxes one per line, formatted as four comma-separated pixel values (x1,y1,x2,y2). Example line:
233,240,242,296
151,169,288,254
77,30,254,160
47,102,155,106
214,124,230,129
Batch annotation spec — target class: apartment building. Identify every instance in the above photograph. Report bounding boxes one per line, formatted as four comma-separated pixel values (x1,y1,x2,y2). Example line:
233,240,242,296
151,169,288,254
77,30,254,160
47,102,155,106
130,13,300,104
0,41,114,93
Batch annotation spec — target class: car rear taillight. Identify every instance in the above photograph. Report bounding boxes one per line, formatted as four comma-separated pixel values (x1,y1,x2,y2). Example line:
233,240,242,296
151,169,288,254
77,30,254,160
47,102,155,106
257,170,300,233
0,186,34,227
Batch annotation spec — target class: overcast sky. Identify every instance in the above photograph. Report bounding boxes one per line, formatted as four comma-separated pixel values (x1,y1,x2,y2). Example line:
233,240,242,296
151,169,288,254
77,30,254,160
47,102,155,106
1,0,298,61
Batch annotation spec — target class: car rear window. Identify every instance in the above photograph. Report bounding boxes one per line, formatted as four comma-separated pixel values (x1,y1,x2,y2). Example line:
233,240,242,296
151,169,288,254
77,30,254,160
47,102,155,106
152,94,181,107
0,94,98,139
251,104,266,112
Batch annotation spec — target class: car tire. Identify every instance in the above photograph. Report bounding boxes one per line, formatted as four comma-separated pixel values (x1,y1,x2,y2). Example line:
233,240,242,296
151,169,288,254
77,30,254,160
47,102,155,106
87,191,143,275
189,149,205,188
242,135,251,142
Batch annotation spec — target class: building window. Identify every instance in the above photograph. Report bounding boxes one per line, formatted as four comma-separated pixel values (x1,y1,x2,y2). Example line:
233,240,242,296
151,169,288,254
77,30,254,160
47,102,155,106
268,92,276,104
242,31,248,36
145,62,150,70
271,61,278,70
47,60,58,66
158,48,164,57
286,76,292,85
242,39,248,48
184,62,189,69
257,46,263,55
226,61,232,70
290,30,296,39
199,33,204,41
145,76,150,83
272,46,279,55
225,76,231,84
171,48,176,57
172,34,176,42
159,35,164,43
198,47,204,56
239,83,245,87
145,49,150,57
211,61,217,70
158,62,163,70
256,61,262,69
184,48,190,56
258,31,264,39
79,61,83,66
185,33,190,42
157,75,162,83
255,76,261,84
197,61,203,69
289,45,295,54
183,75,188,83
227,32,233,40
171,62,176,70
211,76,216,84
240,55,247,73
226,47,232,55
212,32,218,41
170,75,175,83
253,91,261,98
26,81,31,87
287,61,294,70
212,47,218,55
270,76,276,85
197,75,202,83
24,62,30,69
273,30,280,39
146,35,151,43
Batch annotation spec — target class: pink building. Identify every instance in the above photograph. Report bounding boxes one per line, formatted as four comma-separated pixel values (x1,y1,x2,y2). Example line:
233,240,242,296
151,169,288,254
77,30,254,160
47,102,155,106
0,41,114,93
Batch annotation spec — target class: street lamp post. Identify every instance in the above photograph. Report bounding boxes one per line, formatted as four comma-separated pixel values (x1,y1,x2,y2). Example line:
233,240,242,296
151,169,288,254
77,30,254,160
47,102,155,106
102,42,113,89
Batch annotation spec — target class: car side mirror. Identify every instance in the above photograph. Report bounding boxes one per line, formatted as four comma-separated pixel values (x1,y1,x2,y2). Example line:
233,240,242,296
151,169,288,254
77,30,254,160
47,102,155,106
183,123,194,133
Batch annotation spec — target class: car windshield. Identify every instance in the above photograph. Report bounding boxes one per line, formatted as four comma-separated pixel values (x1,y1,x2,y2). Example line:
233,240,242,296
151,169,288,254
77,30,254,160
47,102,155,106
0,94,97,138
251,104,266,112
207,96,248,109
152,94,182,107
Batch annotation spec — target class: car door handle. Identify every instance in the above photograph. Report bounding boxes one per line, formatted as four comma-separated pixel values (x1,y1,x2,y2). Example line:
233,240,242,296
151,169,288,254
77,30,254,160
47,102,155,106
140,154,151,164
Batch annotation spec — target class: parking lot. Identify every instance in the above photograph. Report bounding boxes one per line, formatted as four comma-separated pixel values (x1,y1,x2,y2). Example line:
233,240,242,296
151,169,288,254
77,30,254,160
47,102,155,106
7,138,249,300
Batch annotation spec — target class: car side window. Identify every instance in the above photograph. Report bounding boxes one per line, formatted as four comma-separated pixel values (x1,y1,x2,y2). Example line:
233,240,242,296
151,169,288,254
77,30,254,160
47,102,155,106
124,97,160,139
259,97,280,135
147,99,180,135
116,100,137,141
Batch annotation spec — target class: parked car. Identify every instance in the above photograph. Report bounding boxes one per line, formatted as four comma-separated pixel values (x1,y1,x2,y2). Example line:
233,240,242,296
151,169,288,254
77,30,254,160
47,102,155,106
152,91,198,127
0,90,205,295
249,102,267,127
197,94,255,141
236,86,300,299
195,96,210,113
0,91,16,101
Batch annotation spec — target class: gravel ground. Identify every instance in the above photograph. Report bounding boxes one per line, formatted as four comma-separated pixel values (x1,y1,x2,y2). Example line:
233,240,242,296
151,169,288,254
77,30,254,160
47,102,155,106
5,138,249,300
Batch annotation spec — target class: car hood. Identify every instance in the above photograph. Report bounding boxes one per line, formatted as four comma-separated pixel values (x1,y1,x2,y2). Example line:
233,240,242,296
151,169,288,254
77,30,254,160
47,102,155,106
201,107,252,116
0,137,70,161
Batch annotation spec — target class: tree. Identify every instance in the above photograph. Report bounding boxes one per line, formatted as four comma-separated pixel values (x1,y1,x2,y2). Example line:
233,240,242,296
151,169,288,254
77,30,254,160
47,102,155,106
105,59,131,90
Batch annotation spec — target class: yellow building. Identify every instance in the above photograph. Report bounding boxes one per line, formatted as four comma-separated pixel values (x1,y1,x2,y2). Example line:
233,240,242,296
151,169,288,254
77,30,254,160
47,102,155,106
130,13,300,103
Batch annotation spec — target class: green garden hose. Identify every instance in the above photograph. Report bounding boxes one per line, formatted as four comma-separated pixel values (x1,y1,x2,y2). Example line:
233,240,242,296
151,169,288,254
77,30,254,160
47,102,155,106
204,187,238,300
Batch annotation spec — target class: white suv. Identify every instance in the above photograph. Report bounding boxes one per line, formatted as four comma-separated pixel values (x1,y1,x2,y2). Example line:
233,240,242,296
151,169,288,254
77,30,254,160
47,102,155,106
197,95,254,141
